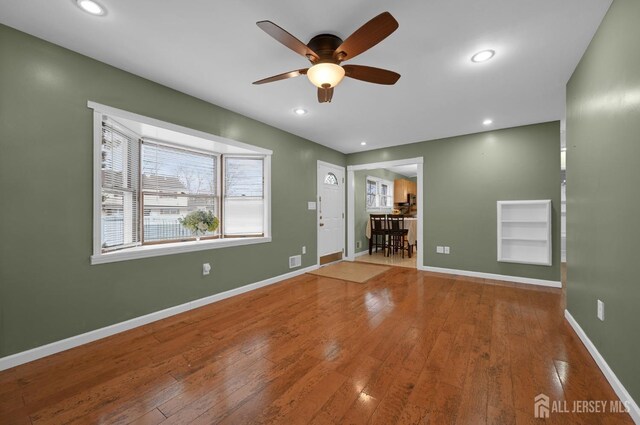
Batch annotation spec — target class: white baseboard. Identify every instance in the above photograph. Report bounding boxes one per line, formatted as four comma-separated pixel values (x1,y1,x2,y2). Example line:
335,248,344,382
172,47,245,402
564,310,639,424
0,264,319,372
418,265,562,288
344,250,369,261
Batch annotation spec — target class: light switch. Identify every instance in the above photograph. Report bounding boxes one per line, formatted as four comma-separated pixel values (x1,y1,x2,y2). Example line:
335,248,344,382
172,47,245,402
308,202,317,210
436,246,444,254
202,263,211,276
444,246,450,254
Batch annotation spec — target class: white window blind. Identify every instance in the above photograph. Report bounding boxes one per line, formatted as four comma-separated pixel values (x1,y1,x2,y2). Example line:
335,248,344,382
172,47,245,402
101,121,140,251
141,141,218,242
224,157,264,236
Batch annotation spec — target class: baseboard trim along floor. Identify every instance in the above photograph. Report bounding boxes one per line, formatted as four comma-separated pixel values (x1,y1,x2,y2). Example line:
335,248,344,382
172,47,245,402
0,264,319,372
565,310,640,424
419,265,562,288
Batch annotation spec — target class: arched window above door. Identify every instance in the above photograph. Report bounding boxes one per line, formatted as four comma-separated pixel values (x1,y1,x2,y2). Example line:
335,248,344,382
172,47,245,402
324,172,338,185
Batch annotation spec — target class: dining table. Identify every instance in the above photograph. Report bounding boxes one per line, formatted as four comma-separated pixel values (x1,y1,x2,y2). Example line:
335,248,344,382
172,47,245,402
365,217,417,246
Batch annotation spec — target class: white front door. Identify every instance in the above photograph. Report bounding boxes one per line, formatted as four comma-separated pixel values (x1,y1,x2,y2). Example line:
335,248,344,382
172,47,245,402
317,162,345,264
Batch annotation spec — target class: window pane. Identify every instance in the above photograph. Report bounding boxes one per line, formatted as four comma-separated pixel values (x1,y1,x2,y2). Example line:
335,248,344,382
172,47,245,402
101,122,139,251
143,195,218,242
366,194,376,208
224,198,264,235
366,180,377,195
324,172,338,185
225,158,263,197
224,157,264,236
101,189,138,250
142,142,216,196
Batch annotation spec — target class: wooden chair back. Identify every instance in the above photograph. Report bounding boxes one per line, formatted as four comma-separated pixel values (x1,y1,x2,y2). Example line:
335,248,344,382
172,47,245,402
370,214,387,233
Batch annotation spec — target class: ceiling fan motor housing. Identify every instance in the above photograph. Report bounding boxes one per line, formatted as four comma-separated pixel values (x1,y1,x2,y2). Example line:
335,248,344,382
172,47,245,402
307,34,344,63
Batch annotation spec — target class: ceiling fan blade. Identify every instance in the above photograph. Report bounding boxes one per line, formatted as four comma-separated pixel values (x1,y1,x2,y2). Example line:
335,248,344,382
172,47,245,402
257,21,319,62
333,12,399,62
343,65,400,85
253,69,308,85
317,87,334,103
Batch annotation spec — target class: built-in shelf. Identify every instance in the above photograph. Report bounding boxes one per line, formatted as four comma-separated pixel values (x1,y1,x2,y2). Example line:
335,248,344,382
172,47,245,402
497,200,552,266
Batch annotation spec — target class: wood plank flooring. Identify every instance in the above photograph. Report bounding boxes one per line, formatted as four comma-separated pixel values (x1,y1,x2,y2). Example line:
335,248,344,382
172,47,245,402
0,267,633,424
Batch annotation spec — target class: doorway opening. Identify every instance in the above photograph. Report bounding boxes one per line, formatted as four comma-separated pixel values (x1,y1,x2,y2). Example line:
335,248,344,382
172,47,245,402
346,157,424,269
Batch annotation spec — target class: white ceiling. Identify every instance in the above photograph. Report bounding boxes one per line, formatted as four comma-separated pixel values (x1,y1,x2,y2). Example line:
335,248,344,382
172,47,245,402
387,164,418,178
0,0,611,154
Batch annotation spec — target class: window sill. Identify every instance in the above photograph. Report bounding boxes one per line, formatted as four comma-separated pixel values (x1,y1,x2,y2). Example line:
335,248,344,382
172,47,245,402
91,236,271,265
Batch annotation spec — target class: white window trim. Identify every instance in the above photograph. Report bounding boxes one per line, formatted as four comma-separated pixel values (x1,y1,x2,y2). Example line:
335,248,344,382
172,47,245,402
365,176,394,212
89,101,272,265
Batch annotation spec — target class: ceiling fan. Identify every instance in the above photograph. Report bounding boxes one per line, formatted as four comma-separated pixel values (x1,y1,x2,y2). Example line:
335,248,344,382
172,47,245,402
253,12,401,103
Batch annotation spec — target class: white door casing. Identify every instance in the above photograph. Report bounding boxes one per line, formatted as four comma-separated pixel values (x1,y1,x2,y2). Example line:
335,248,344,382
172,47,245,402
317,161,345,262
346,157,424,269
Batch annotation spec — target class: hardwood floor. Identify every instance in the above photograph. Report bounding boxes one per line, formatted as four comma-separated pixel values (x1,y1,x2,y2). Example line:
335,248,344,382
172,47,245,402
0,267,632,424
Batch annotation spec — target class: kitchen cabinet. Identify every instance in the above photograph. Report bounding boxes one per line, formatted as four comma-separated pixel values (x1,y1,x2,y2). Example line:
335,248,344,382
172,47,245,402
394,179,417,204
394,179,406,203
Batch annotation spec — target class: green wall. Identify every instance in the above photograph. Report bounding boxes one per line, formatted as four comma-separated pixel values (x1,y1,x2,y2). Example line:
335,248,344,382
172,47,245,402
0,24,345,357
347,122,561,282
566,0,640,403
353,169,410,253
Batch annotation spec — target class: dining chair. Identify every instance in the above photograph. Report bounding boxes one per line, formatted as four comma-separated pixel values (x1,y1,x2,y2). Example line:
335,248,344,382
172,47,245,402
387,214,412,258
369,214,388,256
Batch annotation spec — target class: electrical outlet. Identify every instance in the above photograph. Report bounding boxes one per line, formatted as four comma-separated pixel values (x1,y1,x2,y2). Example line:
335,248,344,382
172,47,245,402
597,299,605,321
436,246,444,254
356,241,362,249
444,246,450,254
302,246,306,255
202,263,211,276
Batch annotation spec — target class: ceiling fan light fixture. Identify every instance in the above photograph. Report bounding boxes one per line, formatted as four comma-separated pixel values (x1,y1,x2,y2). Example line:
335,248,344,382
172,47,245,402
471,49,495,63
307,63,345,89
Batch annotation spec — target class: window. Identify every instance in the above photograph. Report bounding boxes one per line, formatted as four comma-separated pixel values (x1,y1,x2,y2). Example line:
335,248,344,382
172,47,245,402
101,121,140,250
141,141,219,243
91,102,272,264
224,157,264,236
324,172,338,185
365,176,394,211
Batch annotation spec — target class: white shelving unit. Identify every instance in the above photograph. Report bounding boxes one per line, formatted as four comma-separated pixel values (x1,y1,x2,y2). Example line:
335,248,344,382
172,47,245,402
497,200,552,266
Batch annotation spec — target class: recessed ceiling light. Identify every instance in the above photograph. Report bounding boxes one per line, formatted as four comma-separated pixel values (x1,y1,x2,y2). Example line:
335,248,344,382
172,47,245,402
293,108,307,116
76,0,106,15
483,119,493,125
360,142,367,146
471,50,495,63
